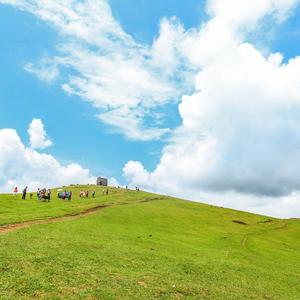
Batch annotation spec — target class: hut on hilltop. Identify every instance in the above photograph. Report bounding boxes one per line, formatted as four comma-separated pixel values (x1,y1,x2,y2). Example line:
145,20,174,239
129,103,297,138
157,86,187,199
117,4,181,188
97,177,108,186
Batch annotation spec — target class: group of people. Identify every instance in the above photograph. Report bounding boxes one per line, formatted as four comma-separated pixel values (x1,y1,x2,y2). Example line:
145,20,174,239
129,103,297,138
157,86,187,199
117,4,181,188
13,186,51,201
37,188,51,201
57,190,72,201
79,189,109,198
14,186,29,200
12,186,115,202
79,190,91,198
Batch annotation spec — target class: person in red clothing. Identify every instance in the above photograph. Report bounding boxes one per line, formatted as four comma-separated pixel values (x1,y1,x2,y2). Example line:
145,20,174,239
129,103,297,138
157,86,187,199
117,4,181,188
13,186,18,197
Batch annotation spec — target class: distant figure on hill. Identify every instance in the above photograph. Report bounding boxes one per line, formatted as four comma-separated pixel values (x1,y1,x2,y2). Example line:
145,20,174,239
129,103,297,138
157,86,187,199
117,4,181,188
86,191,89,198
13,186,18,197
106,189,109,195
30,193,33,199
47,189,51,200
37,188,41,201
22,186,28,200
92,191,95,198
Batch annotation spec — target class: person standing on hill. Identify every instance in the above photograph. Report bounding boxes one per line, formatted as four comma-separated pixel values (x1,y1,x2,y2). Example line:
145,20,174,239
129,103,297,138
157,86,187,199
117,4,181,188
92,191,95,198
22,186,28,200
13,186,18,197
37,188,41,201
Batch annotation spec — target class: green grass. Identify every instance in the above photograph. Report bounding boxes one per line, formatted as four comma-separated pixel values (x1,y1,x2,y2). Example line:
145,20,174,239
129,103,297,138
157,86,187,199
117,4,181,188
0,185,299,299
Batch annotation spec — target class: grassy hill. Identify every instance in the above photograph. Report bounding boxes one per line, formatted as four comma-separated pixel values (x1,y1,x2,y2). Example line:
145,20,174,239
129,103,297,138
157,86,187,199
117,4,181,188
0,185,299,299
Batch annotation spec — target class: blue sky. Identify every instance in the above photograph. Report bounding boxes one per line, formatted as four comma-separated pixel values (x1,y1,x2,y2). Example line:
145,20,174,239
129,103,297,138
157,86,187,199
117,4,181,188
272,8,300,61
109,0,206,42
1,0,300,217
0,1,206,180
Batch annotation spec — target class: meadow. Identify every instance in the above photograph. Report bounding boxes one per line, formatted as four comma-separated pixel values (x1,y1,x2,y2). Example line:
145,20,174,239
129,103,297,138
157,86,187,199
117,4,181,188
0,185,299,299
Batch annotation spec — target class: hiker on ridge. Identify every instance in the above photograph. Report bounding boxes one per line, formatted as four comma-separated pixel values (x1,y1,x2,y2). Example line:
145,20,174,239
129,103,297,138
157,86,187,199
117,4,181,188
37,188,41,201
13,186,18,197
22,186,28,200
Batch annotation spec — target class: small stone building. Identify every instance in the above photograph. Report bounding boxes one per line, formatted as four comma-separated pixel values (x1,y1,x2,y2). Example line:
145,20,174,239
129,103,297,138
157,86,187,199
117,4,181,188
96,177,108,186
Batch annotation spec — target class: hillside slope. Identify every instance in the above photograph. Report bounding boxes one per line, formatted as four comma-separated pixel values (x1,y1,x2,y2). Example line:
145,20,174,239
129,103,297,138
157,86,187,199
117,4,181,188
0,186,299,299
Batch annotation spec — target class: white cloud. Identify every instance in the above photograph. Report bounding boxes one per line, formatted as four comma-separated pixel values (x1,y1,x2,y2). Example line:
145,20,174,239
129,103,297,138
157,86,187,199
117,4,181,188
0,0,193,140
28,118,53,149
108,177,119,187
24,56,60,84
124,0,300,218
123,161,150,188
0,121,96,192
177,0,300,69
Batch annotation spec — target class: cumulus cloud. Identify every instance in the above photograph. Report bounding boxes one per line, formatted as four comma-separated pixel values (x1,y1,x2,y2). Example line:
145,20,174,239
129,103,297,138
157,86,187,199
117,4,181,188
0,0,193,140
0,121,96,192
28,118,53,149
108,177,120,187
124,0,300,218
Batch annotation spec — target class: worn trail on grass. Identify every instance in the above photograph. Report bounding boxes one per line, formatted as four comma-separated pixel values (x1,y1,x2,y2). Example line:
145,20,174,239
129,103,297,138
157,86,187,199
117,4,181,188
241,221,288,248
0,197,163,235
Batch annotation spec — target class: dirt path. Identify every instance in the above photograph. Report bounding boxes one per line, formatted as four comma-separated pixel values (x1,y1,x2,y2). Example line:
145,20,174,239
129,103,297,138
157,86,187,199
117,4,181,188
241,221,288,248
0,198,163,235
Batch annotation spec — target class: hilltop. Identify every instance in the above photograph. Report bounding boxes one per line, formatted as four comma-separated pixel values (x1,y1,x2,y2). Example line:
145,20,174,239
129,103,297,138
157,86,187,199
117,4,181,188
0,185,299,299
